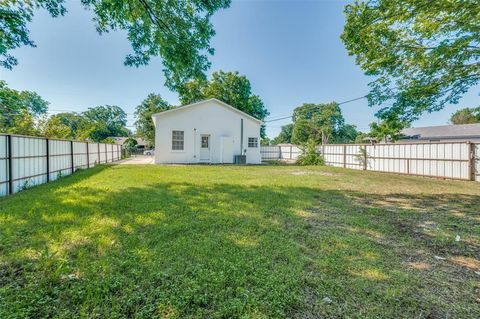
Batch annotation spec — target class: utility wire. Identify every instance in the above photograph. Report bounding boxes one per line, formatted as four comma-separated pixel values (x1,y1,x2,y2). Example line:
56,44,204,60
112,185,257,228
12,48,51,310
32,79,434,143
264,95,368,123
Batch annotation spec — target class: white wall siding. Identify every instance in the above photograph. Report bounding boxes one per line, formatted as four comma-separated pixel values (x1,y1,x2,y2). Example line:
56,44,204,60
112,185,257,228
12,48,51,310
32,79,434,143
154,100,262,164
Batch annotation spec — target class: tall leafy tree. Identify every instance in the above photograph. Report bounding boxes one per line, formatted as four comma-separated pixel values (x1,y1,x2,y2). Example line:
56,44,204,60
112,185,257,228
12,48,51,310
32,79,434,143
1,1,230,88
369,117,409,143
450,107,480,124
342,0,480,122
82,105,129,141
178,71,270,137
134,94,171,146
0,81,48,134
42,112,90,140
291,102,351,145
271,124,294,145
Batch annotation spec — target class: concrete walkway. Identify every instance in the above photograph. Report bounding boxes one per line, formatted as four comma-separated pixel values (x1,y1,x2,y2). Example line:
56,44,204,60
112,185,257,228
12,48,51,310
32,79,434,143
117,155,154,165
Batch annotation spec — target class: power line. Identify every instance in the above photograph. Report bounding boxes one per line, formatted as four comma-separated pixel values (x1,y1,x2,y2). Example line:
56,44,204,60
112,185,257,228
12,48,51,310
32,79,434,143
264,95,368,123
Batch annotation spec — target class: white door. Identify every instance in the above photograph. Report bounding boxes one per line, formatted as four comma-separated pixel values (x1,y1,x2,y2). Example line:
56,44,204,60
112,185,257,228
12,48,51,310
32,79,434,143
200,134,210,161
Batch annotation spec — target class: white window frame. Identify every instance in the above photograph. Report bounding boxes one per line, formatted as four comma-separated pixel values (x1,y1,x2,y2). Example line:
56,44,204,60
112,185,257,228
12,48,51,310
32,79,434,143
171,130,185,151
248,137,258,148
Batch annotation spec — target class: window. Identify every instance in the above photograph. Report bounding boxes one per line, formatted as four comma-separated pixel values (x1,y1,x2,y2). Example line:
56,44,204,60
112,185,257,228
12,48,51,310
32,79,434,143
248,137,258,148
201,136,209,148
172,130,184,150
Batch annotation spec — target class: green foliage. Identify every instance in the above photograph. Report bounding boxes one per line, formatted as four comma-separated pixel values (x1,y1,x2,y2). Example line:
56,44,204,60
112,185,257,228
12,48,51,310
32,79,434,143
291,102,358,145
42,112,90,140
0,81,48,135
296,139,325,166
178,71,269,137
2,0,230,88
134,94,171,147
450,107,480,124
0,1,66,69
369,117,409,142
123,137,138,153
271,124,293,145
101,137,115,144
342,0,480,123
260,137,271,146
82,105,129,141
42,107,130,142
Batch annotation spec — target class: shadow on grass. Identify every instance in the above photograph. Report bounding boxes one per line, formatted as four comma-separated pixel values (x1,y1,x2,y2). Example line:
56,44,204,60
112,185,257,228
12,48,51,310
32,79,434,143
0,166,479,318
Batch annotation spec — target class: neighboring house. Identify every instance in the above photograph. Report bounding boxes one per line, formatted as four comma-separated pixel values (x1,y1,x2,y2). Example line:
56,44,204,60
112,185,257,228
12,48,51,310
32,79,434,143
112,137,148,151
151,98,262,164
399,123,480,143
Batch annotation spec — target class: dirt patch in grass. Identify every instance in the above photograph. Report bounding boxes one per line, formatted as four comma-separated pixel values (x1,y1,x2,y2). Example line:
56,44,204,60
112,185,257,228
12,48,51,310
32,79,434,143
289,169,337,176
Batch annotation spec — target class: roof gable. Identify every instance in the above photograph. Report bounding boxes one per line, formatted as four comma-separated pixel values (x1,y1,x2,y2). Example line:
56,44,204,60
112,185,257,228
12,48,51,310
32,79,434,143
151,98,262,124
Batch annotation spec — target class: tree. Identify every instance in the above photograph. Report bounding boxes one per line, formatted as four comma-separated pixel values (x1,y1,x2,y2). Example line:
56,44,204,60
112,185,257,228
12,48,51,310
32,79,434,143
123,137,138,154
0,1,66,69
450,107,480,124
291,102,352,145
134,94,171,147
178,71,269,137
342,0,480,123
337,124,359,144
82,105,129,141
2,0,231,88
260,137,271,146
296,139,325,166
369,117,409,143
42,115,72,139
0,81,48,135
271,124,293,145
42,112,90,140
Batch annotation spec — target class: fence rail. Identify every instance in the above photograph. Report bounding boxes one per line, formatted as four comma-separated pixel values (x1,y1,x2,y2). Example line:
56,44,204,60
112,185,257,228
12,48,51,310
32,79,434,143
261,142,478,181
0,134,122,196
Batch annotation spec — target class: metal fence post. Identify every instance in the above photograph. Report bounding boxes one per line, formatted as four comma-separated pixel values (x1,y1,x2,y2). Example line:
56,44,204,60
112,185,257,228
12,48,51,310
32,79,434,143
70,140,74,173
86,142,90,168
343,145,347,168
46,138,50,182
468,142,474,181
363,145,367,170
7,135,13,194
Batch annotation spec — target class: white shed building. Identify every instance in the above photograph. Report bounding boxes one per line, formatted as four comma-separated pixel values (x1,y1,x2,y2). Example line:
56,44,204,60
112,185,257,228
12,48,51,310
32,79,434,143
151,98,262,164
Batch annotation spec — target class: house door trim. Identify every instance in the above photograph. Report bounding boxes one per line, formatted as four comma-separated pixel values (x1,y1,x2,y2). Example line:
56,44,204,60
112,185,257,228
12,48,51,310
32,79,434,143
199,134,211,161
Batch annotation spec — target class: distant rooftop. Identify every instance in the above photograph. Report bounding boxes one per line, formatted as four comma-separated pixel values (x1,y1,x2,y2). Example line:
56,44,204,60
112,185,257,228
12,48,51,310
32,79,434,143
401,123,480,141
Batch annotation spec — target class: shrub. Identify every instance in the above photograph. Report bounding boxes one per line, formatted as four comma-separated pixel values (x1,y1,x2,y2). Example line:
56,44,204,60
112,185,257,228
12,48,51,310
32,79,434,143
296,140,325,165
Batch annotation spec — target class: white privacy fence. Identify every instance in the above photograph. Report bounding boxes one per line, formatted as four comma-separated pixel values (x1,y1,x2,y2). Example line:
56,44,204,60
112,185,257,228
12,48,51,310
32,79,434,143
0,134,122,196
261,142,478,181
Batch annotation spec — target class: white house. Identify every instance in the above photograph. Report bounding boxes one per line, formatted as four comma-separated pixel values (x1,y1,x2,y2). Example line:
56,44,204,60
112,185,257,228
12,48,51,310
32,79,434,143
151,98,262,164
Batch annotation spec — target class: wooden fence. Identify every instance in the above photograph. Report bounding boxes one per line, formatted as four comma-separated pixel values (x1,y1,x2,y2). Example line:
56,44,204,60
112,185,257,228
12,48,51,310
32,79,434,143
261,142,478,181
0,134,122,196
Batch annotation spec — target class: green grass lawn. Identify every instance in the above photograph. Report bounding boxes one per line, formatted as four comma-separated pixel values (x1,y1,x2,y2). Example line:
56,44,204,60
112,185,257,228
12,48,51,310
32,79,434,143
1,164,479,318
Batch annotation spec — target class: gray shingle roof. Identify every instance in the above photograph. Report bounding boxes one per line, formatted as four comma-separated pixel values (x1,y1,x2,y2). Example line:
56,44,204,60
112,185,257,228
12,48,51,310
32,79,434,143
401,123,480,140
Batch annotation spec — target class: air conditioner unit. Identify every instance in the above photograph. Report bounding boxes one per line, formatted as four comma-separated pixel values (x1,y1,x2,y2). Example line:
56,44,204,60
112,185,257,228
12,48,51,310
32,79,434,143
234,155,246,164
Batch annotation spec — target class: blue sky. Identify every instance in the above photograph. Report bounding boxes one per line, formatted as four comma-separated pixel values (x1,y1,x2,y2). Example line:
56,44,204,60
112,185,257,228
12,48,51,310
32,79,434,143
1,0,478,138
